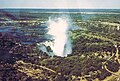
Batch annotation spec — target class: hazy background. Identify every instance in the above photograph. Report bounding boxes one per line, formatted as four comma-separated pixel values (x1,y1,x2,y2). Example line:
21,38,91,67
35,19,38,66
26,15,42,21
0,0,120,9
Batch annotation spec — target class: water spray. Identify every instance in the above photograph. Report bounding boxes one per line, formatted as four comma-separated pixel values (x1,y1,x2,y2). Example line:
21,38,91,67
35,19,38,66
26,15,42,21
38,16,72,57
47,17,72,57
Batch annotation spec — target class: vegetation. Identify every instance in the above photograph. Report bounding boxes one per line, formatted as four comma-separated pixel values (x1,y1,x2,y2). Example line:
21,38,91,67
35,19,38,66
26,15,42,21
0,9,120,81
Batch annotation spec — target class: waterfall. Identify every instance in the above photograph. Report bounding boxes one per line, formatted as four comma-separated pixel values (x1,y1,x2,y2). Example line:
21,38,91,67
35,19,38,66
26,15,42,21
47,16,72,57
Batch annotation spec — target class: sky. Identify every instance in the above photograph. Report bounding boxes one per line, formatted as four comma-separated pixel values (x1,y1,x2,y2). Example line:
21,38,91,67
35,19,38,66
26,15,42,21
0,0,120,9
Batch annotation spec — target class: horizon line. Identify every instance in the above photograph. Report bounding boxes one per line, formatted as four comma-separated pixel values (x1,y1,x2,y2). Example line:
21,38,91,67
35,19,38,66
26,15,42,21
0,7,120,9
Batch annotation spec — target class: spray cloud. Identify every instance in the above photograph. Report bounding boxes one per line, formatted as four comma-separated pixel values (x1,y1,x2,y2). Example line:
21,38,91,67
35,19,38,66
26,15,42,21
47,16,72,57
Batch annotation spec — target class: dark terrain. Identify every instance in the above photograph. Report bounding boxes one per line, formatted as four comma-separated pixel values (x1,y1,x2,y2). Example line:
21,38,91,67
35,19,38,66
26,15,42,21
0,9,120,81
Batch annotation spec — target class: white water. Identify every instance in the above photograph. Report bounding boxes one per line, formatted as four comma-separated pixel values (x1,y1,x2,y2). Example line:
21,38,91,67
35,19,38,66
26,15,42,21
47,17,72,57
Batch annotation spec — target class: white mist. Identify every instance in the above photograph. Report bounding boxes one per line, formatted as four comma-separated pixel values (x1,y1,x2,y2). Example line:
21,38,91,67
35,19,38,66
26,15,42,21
47,17,72,57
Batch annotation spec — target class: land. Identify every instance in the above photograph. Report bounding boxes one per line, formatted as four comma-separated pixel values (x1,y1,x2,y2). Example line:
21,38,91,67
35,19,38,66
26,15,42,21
0,9,120,81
